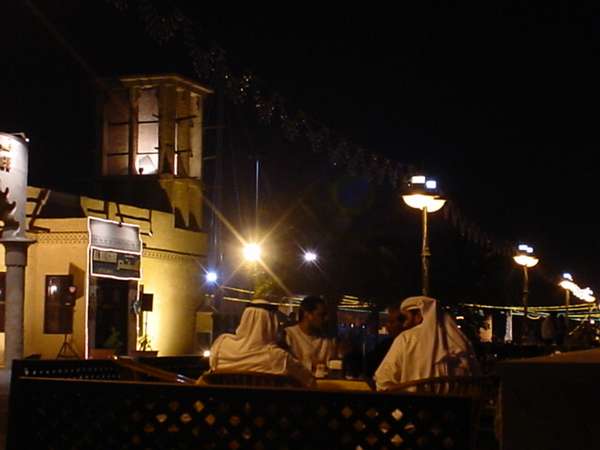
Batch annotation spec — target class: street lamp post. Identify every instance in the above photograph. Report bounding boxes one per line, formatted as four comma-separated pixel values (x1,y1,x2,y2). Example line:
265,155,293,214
559,272,596,332
513,244,539,344
402,175,446,296
559,273,573,328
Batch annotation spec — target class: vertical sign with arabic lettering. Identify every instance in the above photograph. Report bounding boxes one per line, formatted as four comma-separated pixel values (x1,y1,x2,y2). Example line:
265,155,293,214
88,217,142,280
0,132,28,239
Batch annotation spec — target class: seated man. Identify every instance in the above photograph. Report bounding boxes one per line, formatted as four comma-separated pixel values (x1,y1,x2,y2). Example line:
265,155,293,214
364,301,406,378
374,296,479,391
209,299,315,387
284,296,337,372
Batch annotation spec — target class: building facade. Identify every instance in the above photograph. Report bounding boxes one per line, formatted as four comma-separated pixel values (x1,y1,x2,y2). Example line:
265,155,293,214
0,74,213,362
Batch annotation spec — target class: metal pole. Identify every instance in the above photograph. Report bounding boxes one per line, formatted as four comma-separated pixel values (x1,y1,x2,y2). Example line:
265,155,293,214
522,266,529,344
210,73,225,315
565,289,570,332
255,158,259,233
421,206,430,296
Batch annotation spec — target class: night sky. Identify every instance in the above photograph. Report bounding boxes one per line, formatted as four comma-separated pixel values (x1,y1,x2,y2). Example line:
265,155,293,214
1,1,599,305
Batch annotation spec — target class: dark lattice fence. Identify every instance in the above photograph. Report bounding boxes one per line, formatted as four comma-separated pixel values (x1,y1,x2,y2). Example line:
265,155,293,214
8,378,474,450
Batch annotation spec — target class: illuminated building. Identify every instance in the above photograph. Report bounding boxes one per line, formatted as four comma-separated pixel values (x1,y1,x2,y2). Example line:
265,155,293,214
0,75,213,360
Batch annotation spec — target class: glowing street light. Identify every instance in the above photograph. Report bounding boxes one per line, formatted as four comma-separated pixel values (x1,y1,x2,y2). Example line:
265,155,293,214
513,244,539,343
402,175,446,296
205,271,218,284
243,243,262,262
559,272,595,327
303,251,318,263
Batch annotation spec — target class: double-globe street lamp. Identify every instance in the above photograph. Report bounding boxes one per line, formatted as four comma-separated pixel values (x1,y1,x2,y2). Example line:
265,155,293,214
513,244,539,343
402,175,446,296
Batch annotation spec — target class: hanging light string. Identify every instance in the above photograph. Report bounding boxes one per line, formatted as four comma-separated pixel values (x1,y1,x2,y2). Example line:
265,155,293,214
102,0,536,257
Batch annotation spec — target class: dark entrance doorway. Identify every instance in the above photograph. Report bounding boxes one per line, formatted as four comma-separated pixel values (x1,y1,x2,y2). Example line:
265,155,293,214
95,278,129,354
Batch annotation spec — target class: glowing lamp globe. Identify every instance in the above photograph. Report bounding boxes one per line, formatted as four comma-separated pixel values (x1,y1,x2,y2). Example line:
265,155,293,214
402,194,446,212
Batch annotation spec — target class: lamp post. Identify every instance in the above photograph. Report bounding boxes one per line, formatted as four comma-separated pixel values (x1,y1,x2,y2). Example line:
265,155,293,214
402,175,446,296
558,272,595,331
513,244,539,344
559,273,573,327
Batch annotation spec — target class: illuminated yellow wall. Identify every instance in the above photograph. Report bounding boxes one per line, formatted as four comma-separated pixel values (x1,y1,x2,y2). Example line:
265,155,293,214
0,186,207,361
0,215,89,360
25,218,89,359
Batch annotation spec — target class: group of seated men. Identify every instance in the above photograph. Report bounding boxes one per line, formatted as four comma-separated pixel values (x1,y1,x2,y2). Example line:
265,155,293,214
208,295,479,389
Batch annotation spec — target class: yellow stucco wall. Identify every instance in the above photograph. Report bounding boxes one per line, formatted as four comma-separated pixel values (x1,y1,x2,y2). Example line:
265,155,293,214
24,219,89,359
1,186,207,362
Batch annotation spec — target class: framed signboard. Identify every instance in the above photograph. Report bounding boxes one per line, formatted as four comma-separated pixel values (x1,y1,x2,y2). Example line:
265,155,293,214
88,217,142,280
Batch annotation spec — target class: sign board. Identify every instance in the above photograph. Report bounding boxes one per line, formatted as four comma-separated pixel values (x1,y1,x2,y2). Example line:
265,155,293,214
91,248,141,279
88,217,141,253
88,218,142,280
0,133,28,239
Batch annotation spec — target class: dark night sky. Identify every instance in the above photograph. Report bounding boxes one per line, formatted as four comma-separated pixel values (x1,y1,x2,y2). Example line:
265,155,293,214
2,1,599,303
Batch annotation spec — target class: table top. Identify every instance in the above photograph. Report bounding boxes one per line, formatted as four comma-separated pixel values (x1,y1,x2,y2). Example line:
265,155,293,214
315,378,373,391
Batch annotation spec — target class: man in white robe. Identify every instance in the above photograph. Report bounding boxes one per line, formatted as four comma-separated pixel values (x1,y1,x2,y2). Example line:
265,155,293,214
284,296,337,372
209,300,315,387
374,296,479,391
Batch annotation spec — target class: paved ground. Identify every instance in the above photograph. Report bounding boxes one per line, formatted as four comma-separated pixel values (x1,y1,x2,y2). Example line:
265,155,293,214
0,369,9,450
0,369,8,450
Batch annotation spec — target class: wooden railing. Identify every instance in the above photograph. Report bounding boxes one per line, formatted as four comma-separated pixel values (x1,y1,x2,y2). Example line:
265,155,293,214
113,357,196,384
133,354,209,379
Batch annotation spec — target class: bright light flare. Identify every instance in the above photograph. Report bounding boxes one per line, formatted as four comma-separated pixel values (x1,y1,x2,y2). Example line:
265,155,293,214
243,243,262,262
203,350,211,358
560,276,596,302
303,251,318,263
205,271,218,283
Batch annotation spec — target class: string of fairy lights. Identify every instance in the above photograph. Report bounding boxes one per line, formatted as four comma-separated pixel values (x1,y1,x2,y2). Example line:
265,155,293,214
103,0,596,315
104,0,515,257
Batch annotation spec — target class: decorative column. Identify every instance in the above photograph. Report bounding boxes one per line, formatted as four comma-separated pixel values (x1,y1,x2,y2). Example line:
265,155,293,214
0,132,35,366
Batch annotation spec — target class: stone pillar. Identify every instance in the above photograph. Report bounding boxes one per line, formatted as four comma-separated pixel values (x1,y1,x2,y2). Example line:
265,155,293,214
1,239,34,366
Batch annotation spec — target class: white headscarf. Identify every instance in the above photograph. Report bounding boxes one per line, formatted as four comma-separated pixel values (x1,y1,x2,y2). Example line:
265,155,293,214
209,301,315,386
375,296,479,390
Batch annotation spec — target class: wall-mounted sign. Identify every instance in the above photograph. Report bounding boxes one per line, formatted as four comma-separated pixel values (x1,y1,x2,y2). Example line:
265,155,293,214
0,132,28,239
88,217,142,280
88,217,141,253
91,249,141,279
